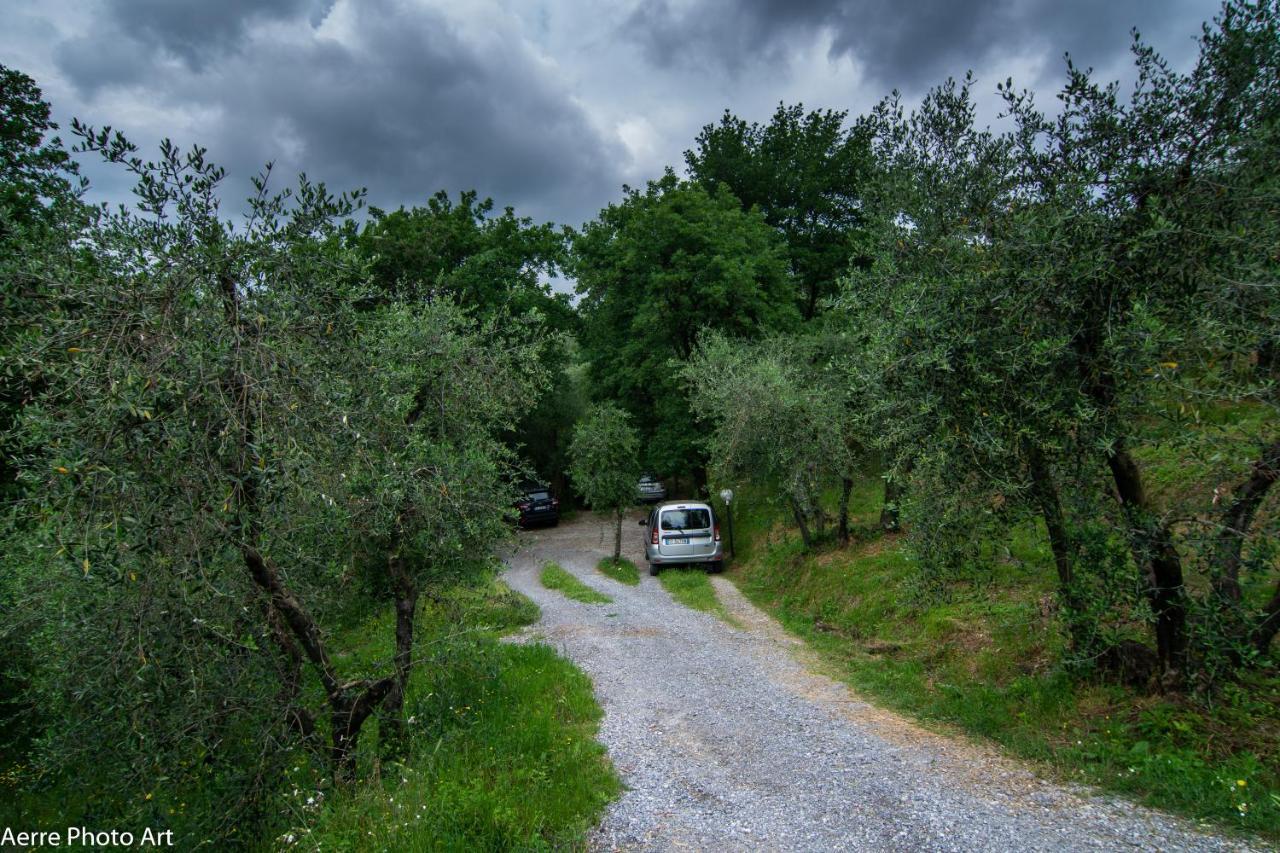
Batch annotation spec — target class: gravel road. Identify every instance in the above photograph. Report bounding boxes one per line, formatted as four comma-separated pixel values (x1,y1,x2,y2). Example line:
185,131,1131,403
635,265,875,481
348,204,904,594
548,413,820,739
502,512,1259,852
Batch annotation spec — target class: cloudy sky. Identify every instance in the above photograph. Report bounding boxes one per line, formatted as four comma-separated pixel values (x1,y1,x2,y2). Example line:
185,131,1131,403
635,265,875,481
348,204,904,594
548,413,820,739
4,0,1222,230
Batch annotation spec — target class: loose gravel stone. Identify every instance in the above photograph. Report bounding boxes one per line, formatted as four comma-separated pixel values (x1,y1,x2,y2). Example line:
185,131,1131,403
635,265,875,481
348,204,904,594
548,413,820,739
502,513,1260,852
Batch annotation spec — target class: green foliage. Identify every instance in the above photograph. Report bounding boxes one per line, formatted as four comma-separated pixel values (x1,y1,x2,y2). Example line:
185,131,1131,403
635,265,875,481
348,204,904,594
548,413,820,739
286,580,619,850
354,189,581,494
0,63,90,759
0,63,85,231
597,556,640,586
568,402,641,560
686,102,874,318
539,562,613,604
355,189,571,326
657,569,738,627
293,640,620,850
2,116,546,843
513,344,588,495
838,1,1280,675
571,171,798,475
568,403,640,513
684,331,857,547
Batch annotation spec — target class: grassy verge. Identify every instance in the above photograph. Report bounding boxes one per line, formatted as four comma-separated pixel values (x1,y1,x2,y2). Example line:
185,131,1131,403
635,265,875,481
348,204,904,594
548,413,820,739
294,577,621,849
540,562,613,604
597,557,640,586
657,569,740,628
729,478,1280,842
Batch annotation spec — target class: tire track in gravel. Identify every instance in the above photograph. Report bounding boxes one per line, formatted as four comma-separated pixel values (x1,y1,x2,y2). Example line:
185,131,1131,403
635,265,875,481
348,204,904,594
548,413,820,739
502,512,1260,852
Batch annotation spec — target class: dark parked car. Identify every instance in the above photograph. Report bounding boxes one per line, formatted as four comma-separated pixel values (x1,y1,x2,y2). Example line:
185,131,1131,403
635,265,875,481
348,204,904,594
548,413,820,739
515,482,559,527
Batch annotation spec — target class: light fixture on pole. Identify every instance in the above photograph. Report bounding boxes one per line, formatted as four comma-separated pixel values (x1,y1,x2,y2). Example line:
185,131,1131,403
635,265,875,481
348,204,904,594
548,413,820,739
718,489,735,558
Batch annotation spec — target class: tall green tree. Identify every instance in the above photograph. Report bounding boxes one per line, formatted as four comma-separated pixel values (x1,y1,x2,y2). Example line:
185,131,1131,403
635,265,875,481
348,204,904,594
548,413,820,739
355,189,571,324
355,190,577,488
571,172,797,479
568,403,641,560
0,63,89,755
686,103,873,319
1,64,87,498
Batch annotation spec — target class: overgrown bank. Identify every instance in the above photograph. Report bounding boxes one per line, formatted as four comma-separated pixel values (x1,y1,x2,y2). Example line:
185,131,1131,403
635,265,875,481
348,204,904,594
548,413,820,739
726,480,1280,841
1,577,620,850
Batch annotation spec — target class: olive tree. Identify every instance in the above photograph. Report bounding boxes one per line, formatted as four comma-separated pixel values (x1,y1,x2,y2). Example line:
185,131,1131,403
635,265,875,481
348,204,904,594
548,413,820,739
568,403,640,560
842,0,1280,678
6,122,544,840
684,332,854,549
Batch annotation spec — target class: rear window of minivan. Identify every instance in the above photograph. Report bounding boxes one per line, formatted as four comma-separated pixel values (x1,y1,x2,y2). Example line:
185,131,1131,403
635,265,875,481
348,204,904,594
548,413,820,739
660,508,711,530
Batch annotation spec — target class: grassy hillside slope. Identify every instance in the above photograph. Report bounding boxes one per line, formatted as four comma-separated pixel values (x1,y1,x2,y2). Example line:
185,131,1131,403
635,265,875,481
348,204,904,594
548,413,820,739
727,477,1279,840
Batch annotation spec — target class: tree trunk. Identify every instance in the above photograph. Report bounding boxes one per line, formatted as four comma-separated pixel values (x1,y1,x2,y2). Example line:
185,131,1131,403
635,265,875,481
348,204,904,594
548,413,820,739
613,508,623,561
1106,441,1187,673
379,551,419,760
1025,444,1074,590
1213,440,1280,605
331,676,395,782
220,269,390,781
880,477,902,532
266,604,316,744
1254,579,1280,655
789,494,813,549
837,477,853,545
1025,442,1101,658
1211,439,1280,656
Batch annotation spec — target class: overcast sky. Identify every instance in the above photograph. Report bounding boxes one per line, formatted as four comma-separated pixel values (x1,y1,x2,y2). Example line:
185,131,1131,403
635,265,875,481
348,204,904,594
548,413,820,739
4,0,1222,231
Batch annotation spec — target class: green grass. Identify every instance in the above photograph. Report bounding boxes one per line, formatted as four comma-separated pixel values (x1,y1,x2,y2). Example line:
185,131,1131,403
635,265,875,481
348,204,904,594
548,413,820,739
597,557,640,586
540,562,613,604
727,475,1280,842
294,577,621,850
657,568,740,628
1,575,620,851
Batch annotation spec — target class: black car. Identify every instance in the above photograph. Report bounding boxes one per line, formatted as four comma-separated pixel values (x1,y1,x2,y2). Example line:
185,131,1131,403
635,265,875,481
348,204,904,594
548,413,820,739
515,483,560,527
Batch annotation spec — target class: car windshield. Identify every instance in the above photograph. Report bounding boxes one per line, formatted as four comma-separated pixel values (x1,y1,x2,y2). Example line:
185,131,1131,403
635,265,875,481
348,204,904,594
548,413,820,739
527,491,550,501
661,509,710,530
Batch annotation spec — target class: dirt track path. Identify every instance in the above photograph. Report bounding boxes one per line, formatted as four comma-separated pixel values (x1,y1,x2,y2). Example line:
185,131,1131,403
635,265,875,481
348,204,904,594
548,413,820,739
502,512,1257,852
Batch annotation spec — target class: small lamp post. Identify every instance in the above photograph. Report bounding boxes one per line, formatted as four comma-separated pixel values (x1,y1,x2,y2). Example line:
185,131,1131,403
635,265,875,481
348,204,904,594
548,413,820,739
718,488,735,559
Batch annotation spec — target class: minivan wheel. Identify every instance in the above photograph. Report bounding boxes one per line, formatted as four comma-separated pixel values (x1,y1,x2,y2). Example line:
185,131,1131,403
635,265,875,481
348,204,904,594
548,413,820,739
648,562,660,576
708,560,724,574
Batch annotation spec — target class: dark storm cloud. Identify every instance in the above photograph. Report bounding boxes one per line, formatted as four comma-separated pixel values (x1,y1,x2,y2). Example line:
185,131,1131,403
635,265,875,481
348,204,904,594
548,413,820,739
53,0,625,227
56,0,336,91
102,0,335,66
625,0,1214,91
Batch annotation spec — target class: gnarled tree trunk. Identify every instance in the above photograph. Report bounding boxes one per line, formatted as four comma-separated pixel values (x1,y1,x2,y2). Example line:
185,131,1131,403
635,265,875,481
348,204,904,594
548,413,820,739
379,551,419,760
1106,441,1187,674
220,269,392,782
789,494,813,548
837,477,853,545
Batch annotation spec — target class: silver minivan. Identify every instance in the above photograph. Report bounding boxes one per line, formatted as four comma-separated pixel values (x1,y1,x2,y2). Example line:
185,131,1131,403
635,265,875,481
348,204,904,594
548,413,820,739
639,501,723,576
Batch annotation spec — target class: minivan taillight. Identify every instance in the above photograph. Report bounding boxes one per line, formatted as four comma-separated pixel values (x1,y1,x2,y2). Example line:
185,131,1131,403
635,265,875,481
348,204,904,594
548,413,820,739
650,525,659,545
714,523,721,542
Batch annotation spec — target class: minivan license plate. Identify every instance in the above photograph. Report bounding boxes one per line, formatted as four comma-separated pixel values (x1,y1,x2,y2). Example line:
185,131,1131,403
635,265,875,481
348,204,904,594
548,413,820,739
668,537,689,545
